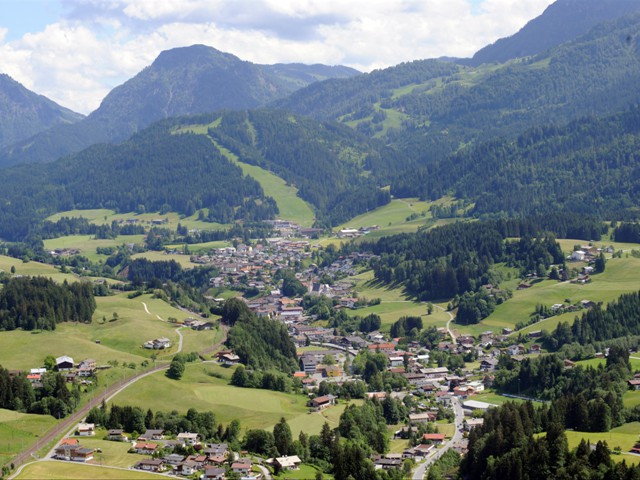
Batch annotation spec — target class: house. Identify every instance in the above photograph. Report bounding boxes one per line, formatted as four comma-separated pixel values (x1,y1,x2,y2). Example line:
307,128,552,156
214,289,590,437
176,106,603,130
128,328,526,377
423,433,446,444
462,400,498,415
231,461,252,475
564,359,576,369
631,443,640,455
134,459,165,472
178,460,197,475
56,355,74,371
480,358,499,372
368,343,396,354
629,379,640,390
106,429,128,441
529,344,542,354
204,443,229,457
275,455,302,470
300,355,318,374
163,453,186,466
409,412,437,424
55,444,94,462
177,432,200,446
134,442,160,455
409,443,435,458
203,467,226,480
373,457,402,470
140,429,164,440
322,365,342,378
570,250,586,261
464,418,485,431
77,423,95,436
309,394,337,410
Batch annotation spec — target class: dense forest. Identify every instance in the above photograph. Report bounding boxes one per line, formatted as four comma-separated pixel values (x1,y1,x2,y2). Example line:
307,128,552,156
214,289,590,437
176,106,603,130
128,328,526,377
222,298,298,373
0,276,96,331
364,220,565,304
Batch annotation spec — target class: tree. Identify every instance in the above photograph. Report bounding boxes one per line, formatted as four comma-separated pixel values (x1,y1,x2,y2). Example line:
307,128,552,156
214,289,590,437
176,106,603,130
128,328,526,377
166,357,185,380
595,252,606,273
231,365,249,387
273,417,293,456
43,355,56,372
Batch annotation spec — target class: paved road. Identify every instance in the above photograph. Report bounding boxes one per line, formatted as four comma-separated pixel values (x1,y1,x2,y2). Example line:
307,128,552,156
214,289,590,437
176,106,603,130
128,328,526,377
412,397,464,480
6,325,228,473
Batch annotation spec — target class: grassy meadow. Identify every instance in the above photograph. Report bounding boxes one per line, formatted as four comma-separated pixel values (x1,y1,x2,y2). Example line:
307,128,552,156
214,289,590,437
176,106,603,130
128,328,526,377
15,462,163,479
111,362,354,437
0,410,57,466
0,255,77,284
564,422,640,465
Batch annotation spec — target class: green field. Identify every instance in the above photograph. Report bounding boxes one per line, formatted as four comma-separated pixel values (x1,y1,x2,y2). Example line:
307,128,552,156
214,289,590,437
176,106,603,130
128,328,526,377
346,270,450,331
15,461,163,479
0,255,77,284
131,250,197,269
165,240,231,254
112,363,348,437
0,410,57,466
276,463,331,479
456,254,640,337
624,391,640,409
565,422,640,464
73,434,135,468
213,142,315,227
43,235,146,263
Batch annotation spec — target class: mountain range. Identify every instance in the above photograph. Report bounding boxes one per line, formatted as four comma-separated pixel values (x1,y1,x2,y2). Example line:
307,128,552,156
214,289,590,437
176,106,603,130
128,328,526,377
1,0,640,239
0,45,359,167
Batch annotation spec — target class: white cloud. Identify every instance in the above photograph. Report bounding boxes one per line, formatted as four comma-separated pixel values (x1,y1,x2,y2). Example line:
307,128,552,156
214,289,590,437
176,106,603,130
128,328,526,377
0,0,554,114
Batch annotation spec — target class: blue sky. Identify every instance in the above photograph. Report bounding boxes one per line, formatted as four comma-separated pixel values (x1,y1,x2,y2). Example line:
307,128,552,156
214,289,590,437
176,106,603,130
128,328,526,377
0,0,554,113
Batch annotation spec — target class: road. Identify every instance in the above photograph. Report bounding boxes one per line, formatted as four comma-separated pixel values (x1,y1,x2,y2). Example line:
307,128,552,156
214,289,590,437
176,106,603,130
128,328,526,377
435,305,456,343
412,397,464,480
6,324,228,474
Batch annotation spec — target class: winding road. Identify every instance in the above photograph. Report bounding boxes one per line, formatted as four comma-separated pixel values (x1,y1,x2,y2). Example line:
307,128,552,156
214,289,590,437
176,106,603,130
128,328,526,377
435,305,456,343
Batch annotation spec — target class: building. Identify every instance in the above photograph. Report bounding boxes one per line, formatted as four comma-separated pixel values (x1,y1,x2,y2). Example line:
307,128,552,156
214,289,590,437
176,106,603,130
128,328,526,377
177,432,200,446
309,394,337,410
423,433,446,444
56,355,74,371
274,455,302,470
77,423,95,436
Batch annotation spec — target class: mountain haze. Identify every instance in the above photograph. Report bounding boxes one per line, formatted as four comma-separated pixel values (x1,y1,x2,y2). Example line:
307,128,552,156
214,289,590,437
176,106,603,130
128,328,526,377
466,0,640,66
0,45,359,168
0,74,83,149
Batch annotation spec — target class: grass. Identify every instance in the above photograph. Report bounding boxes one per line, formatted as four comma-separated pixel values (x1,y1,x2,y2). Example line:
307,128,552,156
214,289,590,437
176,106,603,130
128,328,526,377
276,463,330,479
131,251,197,269
213,141,315,227
336,198,432,231
456,254,640,337
565,422,640,465
75,434,135,468
0,255,77,284
0,410,57,466
43,235,146,263
15,462,163,479
165,240,231,254
111,363,350,436
623,391,640,409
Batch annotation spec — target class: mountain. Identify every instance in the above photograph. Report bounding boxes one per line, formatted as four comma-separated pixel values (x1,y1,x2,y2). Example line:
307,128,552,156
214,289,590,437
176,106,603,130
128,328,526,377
466,0,640,66
0,45,359,168
277,10,640,166
0,74,83,149
0,110,398,240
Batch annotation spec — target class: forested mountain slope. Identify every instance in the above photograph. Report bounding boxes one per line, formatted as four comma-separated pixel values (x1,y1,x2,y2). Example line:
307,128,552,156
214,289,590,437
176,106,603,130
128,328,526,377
392,105,640,219
0,74,83,149
278,11,640,166
465,0,640,66
0,45,359,168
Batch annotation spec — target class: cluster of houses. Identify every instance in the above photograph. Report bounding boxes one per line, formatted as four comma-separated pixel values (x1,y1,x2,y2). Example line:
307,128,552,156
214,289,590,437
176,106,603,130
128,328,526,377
143,337,171,350
21,357,97,388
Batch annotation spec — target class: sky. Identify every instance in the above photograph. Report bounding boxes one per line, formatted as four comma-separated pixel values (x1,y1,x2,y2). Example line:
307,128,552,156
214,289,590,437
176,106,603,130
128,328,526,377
0,0,554,114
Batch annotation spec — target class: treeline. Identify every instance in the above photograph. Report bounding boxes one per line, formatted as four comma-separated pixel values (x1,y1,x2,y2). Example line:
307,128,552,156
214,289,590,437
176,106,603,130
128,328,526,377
40,217,145,240
614,222,640,243
209,109,396,226
0,276,96,331
87,404,223,442
493,350,628,431
462,401,640,479
221,299,298,373
0,366,79,418
547,291,640,350
0,125,278,241
366,220,564,302
126,258,184,286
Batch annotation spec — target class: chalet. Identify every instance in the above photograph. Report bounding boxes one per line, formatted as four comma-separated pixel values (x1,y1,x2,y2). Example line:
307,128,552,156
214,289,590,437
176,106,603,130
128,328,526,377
275,455,302,470
368,343,396,354
373,456,402,470
529,344,542,354
140,429,164,440
231,461,252,475
628,379,640,390
564,359,576,369
204,443,229,456
177,432,200,446
309,394,337,410
55,444,94,462
322,365,342,378
134,442,160,455
570,250,586,261
394,426,418,439
507,344,525,356
389,356,405,368
423,367,449,379
134,459,166,472
423,433,446,444
480,358,499,372
77,423,95,436
407,443,435,458
464,418,485,431
178,460,198,475
631,443,640,455
56,355,74,371
143,337,171,349
202,467,227,480
220,353,241,366
409,412,437,424
106,429,128,441
163,453,186,466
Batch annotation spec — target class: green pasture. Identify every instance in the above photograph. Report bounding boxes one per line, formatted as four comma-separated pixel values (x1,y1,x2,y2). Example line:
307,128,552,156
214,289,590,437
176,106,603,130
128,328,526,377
0,255,77,283
624,391,640,409
565,422,640,464
213,142,315,228
0,409,57,466
576,357,640,371
112,363,346,437
131,251,197,269
74,434,135,468
15,462,163,479
165,240,231,254
276,463,331,479
43,235,146,262
457,255,640,337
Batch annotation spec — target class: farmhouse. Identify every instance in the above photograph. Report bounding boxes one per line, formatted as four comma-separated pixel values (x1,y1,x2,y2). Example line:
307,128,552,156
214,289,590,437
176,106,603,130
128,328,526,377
202,467,227,480
177,432,200,446
106,429,128,441
55,444,94,462
309,394,337,410
423,433,446,444
134,459,166,472
76,423,95,436
56,355,74,371
274,455,302,470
